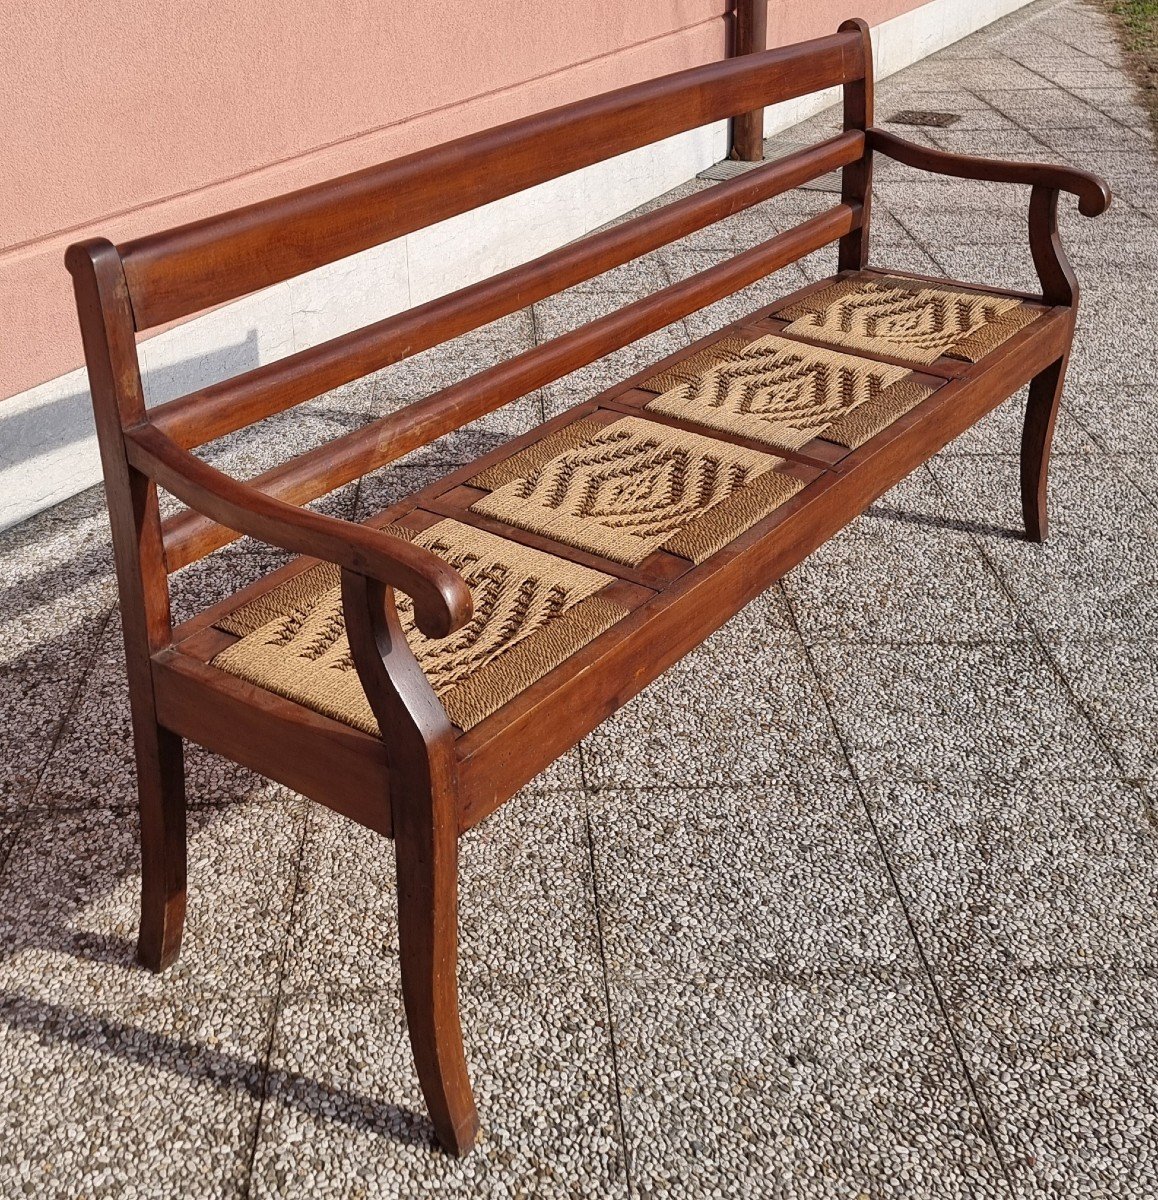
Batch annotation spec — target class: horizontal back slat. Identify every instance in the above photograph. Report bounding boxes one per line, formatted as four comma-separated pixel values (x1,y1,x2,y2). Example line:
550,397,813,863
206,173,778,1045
119,31,864,329
161,202,859,569
150,132,865,450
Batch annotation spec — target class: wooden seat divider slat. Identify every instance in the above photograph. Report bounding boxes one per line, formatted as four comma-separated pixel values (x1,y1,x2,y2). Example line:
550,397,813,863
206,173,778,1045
118,32,865,330
149,131,866,452
160,202,860,570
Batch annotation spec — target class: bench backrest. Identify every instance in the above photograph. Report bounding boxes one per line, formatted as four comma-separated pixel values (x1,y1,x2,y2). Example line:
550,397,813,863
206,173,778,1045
70,18,873,587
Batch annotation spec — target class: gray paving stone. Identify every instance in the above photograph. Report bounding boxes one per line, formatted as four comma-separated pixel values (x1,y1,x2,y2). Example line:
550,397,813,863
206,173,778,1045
199,404,366,486
1064,386,1157,457
1118,452,1158,510
0,817,17,874
783,473,1030,645
1048,640,1158,778
926,454,1158,643
943,969,1158,1198
608,970,1007,1199
811,639,1117,781
33,615,286,813
367,391,544,466
0,646,100,815
588,783,911,977
355,461,471,522
366,311,535,401
925,126,1057,161
582,597,849,790
282,790,599,996
1033,121,1154,153
0,799,302,1007
675,192,832,254
533,285,651,342
677,261,811,338
539,326,690,420
975,86,1106,127
862,777,1158,972
250,980,627,1198
0,990,272,1200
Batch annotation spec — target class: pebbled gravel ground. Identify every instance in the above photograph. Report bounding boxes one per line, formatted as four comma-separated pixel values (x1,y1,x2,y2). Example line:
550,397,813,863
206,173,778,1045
1,0,1156,1195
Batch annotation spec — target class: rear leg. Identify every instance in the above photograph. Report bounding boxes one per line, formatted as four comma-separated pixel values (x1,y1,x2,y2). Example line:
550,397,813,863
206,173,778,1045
1020,355,1068,543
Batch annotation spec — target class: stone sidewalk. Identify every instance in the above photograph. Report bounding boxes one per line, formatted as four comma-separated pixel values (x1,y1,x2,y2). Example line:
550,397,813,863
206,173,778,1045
1,0,1156,1195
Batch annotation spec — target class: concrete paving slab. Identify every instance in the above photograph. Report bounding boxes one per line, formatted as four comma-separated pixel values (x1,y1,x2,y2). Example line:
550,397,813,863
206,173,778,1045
0,799,303,1008
608,970,1008,1199
1047,640,1158,778
0,990,273,1200
581,599,850,791
587,783,913,977
250,980,628,1198
811,638,1117,781
783,479,1032,645
33,614,287,813
926,454,1158,643
861,777,1158,972
938,969,1158,1198
281,790,600,997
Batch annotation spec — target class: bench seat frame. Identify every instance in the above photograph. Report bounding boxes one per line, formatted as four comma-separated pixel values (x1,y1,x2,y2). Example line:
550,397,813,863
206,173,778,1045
67,18,1108,1155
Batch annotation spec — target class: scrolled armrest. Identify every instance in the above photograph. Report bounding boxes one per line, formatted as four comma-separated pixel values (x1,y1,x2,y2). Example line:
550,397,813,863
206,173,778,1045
867,128,1111,217
124,423,472,638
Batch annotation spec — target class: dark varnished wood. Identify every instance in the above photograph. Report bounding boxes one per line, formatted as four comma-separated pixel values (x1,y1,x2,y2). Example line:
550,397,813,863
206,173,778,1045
67,21,1109,1156
161,203,861,568
730,0,769,161
153,649,393,836
150,132,865,453
340,572,478,1156
454,307,1076,824
1022,353,1070,542
119,31,865,329
868,127,1111,216
65,240,187,973
1029,185,1080,307
837,19,874,272
126,424,472,637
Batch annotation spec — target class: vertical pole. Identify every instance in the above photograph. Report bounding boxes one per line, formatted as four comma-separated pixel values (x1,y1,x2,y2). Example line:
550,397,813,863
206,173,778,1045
837,18,875,272
729,0,768,162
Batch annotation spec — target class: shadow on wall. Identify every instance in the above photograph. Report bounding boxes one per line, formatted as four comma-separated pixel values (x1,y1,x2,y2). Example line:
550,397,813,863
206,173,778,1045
0,333,261,530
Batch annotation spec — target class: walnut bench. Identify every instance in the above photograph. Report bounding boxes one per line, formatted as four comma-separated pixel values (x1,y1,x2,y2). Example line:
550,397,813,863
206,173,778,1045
67,19,1109,1155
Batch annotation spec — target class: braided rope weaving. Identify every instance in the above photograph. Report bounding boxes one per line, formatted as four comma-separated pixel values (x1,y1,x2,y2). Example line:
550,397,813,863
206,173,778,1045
774,272,1041,363
213,520,630,732
469,415,803,566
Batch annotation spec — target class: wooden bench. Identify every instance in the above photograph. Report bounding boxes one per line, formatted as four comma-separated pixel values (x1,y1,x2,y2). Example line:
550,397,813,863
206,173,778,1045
67,19,1109,1155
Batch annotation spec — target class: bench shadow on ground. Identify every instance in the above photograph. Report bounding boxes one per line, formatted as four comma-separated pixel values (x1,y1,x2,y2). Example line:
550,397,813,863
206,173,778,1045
0,991,431,1147
0,484,444,1151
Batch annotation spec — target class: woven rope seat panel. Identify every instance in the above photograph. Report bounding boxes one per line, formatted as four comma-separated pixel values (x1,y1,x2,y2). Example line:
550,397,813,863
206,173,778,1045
467,414,805,567
769,271,1044,364
211,519,632,733
637,332,938,453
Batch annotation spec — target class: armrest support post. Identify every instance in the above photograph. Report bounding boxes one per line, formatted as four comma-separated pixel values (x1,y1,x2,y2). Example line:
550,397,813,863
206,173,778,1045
1029,185,1078,307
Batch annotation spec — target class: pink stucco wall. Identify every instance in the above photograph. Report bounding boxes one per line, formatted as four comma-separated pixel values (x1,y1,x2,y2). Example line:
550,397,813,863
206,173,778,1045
0,0,923,401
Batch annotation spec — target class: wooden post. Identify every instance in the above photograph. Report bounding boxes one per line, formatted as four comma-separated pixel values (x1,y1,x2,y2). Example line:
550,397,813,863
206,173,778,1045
729,0,768,161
